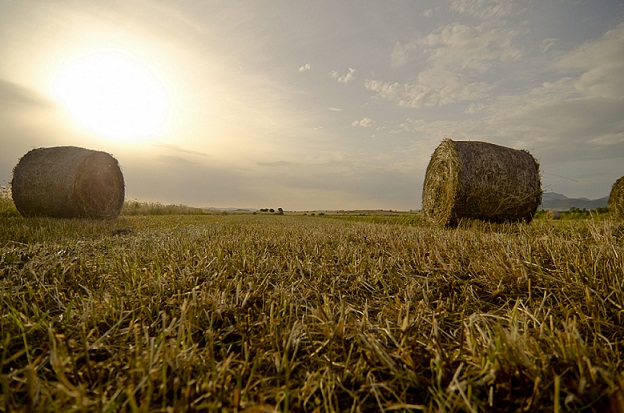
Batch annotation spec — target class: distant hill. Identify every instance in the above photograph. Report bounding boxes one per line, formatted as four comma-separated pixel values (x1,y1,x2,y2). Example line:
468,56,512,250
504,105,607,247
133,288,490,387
540,192,608,211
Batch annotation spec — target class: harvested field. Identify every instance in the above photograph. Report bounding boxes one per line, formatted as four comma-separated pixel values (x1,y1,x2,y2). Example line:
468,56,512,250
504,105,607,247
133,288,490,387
1,213,623,412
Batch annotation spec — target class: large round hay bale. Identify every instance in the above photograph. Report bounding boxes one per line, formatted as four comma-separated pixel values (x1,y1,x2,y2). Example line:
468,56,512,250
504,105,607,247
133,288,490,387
11,146,125,219
609,176,624,218
422,139,541,227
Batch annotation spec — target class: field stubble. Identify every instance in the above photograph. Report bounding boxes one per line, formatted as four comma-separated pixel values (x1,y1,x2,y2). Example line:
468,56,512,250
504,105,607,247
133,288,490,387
1,214,623,412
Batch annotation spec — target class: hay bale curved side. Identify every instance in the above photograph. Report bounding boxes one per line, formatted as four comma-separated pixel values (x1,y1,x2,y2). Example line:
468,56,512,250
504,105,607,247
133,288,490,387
11,146,125,219
422,139,541,226
609,176,624,218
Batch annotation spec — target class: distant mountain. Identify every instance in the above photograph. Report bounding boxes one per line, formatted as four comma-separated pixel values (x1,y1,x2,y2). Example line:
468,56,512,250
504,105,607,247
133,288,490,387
540,192,608,211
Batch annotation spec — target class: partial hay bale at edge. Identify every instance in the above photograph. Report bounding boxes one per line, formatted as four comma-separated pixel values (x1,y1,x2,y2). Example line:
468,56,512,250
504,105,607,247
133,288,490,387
422,139,542,227
609,176,624,218
11,146,125,219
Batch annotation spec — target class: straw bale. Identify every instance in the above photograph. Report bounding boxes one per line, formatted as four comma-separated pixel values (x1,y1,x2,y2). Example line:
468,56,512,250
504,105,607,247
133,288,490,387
609,176,624,218
546,210,561,220
422,139,541,227
11,146,125,219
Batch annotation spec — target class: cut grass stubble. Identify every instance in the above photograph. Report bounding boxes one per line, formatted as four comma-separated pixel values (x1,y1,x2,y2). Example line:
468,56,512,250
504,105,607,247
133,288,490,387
1,215,623,411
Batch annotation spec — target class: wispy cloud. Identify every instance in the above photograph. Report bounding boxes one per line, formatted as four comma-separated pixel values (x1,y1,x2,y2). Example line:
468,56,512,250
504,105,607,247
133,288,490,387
541,38,558,53
396,22,624,166
448,0,516,19
372,19,524,109
365,69,492,108
392,23,521,73
158,154,198,165
257,160,300,167
554,22,624,99
351,117,374,127
0,79,52,109
329,68,356,83
298,63,311,72
158,143,210,157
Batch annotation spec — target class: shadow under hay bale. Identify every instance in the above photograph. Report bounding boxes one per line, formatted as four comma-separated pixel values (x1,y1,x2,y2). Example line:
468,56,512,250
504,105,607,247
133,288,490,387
422,139,542,227
609,176,624,219
11,146,125,219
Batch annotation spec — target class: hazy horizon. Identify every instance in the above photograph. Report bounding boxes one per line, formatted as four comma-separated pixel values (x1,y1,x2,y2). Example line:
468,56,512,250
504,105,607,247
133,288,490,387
1,1,623,210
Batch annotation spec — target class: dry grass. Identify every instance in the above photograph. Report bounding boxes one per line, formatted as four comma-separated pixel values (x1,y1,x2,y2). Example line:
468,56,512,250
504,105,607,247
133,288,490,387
11,146,125,219
422,139,541,227
1,213,623,412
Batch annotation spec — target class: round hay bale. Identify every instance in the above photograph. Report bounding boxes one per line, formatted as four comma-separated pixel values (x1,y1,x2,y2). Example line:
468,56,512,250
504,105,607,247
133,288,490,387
11,146,125,219
422,139,541,227
609,176,624,218
546,210,561,220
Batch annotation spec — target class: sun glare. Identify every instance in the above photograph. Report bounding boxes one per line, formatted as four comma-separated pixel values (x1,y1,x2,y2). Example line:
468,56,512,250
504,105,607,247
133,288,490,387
52,51,171,141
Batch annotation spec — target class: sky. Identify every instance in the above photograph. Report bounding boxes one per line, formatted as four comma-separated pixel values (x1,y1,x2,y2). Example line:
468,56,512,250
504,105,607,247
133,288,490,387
1,0,623,211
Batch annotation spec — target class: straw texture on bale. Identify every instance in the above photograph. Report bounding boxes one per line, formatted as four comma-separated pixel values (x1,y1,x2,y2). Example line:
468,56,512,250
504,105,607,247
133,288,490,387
12,146,125,219
609,176,624,218
422,139,541,227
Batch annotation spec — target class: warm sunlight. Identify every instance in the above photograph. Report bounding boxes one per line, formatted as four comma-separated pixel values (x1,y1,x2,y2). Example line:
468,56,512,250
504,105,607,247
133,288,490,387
52,51,171,141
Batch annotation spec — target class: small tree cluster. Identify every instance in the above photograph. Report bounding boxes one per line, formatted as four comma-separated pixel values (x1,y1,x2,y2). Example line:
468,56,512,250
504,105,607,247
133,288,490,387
258,207,284,215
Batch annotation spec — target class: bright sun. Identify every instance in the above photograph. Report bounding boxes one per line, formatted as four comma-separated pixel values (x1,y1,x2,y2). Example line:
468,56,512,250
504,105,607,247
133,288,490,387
52,51,171,141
